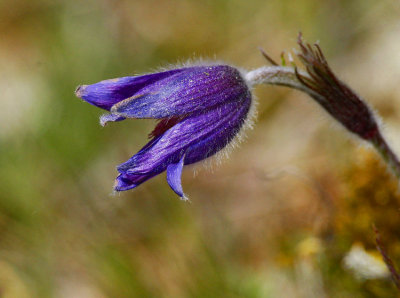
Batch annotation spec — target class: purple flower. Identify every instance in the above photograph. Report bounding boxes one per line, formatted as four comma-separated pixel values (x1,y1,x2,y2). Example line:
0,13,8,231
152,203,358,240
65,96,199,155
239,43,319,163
75,64,254,200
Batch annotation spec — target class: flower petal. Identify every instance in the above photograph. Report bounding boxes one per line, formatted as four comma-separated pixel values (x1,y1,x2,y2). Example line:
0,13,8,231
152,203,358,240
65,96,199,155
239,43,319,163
117,94,251,176
114,172,158,191
166,154,187,200
99,113,125,126
75,69,186,111
110,65,248,118
148,116,186,139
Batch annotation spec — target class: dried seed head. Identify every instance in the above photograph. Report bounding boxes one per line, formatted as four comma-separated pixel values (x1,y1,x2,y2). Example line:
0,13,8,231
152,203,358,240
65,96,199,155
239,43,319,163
294,33,379,140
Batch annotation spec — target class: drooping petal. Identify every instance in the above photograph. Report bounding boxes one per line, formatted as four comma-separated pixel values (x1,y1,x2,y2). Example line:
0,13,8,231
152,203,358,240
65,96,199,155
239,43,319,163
75,69,186,110
166,154,187,200
117,93,251,177
110,65,248,119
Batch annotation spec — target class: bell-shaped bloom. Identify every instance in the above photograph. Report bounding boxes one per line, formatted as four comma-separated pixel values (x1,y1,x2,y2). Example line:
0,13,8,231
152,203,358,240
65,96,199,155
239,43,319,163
76,64,254,200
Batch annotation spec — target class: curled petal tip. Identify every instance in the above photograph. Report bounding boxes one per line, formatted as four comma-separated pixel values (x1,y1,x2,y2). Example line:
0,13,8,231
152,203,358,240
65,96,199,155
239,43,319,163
166,155,186,199
113,176,136,192
180,194,190,202
75,85,86,98
114,172,158,192
99,113,125,127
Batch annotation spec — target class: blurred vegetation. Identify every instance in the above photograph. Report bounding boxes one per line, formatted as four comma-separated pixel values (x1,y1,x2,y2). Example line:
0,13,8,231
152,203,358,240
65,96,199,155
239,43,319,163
1,0,400,297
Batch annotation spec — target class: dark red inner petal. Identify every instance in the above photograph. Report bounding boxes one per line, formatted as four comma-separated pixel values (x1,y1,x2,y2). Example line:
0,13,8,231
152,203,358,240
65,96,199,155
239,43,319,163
148,116,186,139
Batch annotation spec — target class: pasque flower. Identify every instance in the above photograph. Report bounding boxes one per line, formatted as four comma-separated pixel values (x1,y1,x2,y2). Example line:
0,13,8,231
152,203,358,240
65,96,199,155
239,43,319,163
76,64,254,200
76,33,400,199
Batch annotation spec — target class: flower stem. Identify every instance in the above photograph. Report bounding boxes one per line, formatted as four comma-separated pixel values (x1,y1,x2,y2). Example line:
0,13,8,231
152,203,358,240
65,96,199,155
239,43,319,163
370,132,400,181
246,66,305,90
245,66,323,100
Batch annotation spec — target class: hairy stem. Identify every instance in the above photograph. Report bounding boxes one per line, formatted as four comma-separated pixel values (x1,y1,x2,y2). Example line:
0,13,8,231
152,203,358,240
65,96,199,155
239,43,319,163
371,132,400,182
245,66,324,101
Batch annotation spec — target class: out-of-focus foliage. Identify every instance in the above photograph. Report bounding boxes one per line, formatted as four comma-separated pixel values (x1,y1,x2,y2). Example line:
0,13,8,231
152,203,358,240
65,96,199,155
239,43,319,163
1,0,400,297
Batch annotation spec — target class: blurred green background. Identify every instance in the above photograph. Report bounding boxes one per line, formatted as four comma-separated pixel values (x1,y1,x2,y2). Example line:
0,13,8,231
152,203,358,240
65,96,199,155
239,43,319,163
2,0,400,297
